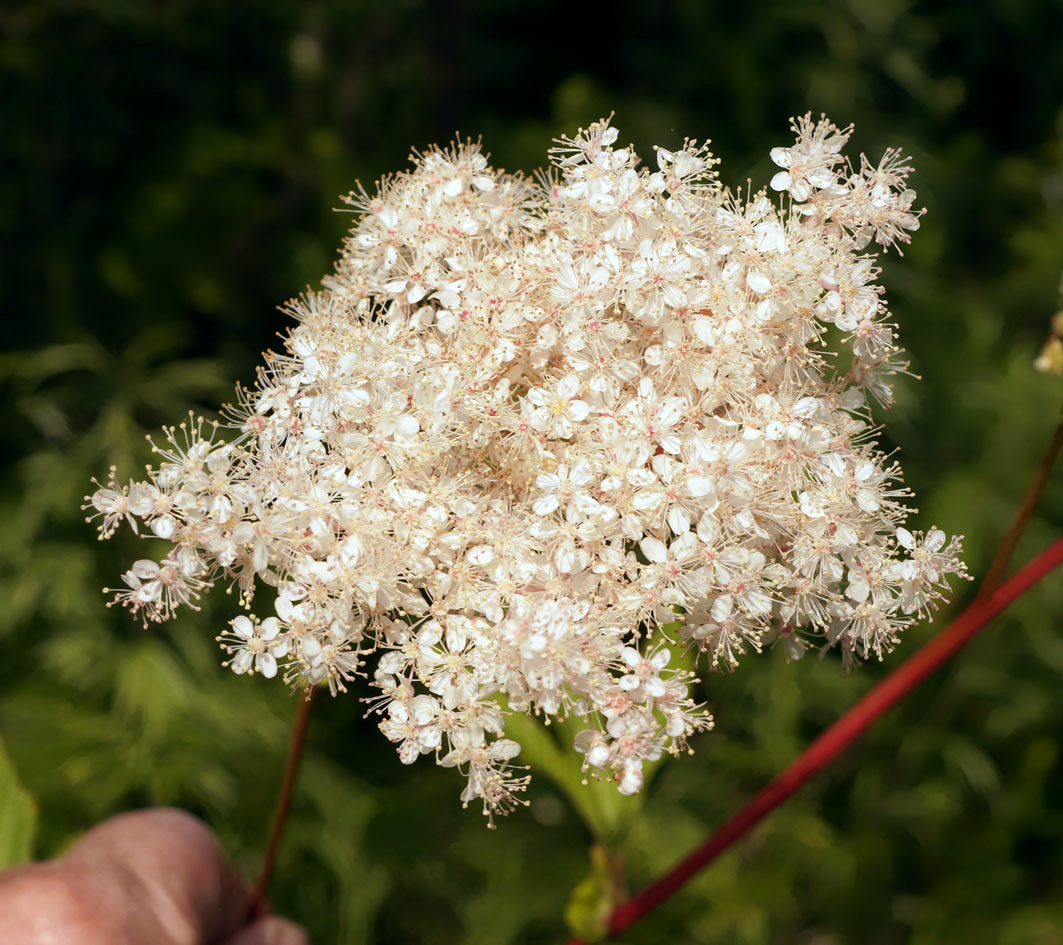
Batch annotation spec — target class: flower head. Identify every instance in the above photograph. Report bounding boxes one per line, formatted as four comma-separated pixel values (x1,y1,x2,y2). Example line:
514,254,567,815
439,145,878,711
87,115,967,819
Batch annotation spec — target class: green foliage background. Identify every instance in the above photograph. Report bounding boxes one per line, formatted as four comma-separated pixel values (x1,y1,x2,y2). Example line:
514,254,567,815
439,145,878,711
2,2,1063,942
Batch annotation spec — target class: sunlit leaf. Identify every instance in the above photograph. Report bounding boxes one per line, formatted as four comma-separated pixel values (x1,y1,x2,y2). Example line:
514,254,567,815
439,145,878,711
0,734,37,868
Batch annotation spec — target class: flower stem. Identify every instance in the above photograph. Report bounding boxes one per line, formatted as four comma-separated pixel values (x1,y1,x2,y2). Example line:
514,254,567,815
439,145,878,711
562,535,1063,944
247,685,316,919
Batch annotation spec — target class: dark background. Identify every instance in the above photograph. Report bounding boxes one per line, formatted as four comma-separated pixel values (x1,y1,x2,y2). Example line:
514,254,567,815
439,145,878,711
2,2,1063,942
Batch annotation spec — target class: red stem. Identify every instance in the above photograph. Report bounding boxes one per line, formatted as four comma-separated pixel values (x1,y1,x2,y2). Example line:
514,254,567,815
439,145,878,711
564,537,1063,943
246,685,316,920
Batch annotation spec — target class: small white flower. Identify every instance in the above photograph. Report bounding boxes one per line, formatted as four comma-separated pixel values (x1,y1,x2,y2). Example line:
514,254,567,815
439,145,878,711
221,615,290,679
526,374,591,439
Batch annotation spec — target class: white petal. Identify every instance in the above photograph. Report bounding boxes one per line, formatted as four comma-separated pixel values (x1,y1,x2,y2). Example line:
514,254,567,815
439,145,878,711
710,594,733,621
856,491,880,513
617,766,642,796
301,637,322,662
568,400,590,422
467,544,495,566
395,414,420,436
132,559,160,579
745,590,772,616
808,168,836,188
490,739,521,761
846,574,870,603
686,475,715,498
276,597,296,621
231,650,253,675
632,490,663,511
754,220,786,254
667,505,691,535
746,269,772,294
691,316,716,345
640,537,668,563
769,147,793,169
671,531,698,558
532,495,560,516
588,744,610,768
257,652,278,679
150,516,176,539
558,374,580,398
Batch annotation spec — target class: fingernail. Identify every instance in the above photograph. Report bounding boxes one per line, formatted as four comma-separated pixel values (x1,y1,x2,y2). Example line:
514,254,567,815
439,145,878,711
223,915,309,945
264,917,309,945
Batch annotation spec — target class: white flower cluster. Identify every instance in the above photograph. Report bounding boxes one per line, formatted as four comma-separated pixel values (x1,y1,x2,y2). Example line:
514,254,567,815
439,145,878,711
87,114,967,819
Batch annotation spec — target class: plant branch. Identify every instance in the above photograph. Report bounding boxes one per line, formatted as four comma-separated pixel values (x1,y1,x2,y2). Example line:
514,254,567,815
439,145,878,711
247,685,316,919
562,536,1063,944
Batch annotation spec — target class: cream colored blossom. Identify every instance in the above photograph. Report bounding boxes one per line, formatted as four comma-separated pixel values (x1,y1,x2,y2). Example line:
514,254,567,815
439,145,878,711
87,115,967,820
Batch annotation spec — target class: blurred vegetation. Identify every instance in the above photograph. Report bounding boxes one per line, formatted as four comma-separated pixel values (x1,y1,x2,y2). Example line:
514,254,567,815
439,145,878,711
2,1,1063,942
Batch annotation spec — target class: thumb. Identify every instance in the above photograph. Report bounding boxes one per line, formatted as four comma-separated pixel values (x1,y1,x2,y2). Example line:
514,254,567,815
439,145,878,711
62,808,254,944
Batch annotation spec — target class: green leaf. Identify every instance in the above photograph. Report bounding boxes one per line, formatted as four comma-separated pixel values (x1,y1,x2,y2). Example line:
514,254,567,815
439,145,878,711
563,843,616,943
504,711,640,843
0,733,38,868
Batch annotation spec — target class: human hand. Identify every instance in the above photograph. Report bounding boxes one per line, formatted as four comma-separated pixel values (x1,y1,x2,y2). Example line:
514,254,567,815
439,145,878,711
0,808,308,945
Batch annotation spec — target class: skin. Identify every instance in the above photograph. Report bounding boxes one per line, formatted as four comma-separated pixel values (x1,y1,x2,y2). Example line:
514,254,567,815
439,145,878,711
0,809,308,945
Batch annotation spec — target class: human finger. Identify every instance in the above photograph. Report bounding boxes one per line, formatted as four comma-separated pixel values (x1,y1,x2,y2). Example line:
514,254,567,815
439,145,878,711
61,807,254,944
